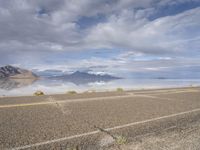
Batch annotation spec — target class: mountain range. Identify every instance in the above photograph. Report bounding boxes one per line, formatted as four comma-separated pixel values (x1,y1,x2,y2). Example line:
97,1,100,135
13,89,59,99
0,66,121,90
48,71,121,85
0,66,120,86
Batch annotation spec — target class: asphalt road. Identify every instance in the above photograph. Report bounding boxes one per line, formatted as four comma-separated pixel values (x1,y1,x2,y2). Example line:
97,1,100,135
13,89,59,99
0,87,200,150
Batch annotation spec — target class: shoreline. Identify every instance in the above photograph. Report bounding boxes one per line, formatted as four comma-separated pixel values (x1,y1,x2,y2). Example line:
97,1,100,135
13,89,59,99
1,85,199,99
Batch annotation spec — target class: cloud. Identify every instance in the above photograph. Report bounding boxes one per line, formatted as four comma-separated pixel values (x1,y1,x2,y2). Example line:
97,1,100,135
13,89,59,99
0,0,199,73
85,7,200,54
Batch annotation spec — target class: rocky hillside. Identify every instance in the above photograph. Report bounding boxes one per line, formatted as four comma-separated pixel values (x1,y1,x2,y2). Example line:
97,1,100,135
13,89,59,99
0,65,38,79
52,71,120,80
49,71,121,85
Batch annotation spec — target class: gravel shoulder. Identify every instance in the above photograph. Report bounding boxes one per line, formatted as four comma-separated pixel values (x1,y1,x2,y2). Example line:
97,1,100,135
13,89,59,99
0,87,200,149
108,116,200,150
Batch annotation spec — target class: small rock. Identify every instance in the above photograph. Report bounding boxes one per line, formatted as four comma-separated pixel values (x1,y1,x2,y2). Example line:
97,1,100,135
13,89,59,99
99,135,115,147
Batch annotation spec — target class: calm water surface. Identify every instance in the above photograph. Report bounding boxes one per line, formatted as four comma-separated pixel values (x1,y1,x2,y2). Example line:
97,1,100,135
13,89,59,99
0,78,200,96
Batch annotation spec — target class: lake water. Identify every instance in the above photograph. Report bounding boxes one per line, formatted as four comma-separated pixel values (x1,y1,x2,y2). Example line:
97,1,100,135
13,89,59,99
0,78,200,96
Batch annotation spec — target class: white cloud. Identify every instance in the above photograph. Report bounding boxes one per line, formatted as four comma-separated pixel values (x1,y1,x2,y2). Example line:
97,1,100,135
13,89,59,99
0,0,199,70
85,7,200,54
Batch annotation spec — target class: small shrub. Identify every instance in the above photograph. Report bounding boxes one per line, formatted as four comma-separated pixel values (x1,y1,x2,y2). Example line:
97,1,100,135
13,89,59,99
67,91,77,94
34,90,44,96
116,88,124,92
116,136,127,145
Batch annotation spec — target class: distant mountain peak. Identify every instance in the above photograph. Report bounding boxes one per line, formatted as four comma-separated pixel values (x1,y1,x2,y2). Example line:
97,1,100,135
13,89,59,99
71,71,93,76
49,70,121,85
73,71,83,74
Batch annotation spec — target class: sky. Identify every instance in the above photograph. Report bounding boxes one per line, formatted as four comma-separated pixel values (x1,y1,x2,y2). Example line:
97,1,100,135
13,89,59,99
0,0,200,77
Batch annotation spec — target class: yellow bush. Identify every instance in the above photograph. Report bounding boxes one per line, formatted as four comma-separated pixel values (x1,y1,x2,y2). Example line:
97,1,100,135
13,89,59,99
116,88,124,92
116,136,127,145
67,91,77,94
34,90,44,96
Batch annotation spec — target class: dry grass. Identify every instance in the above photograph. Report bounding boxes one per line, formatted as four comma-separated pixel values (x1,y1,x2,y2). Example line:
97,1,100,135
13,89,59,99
116,88,124,92
116,136,127,145
67,91,77,94
34,90,45,96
